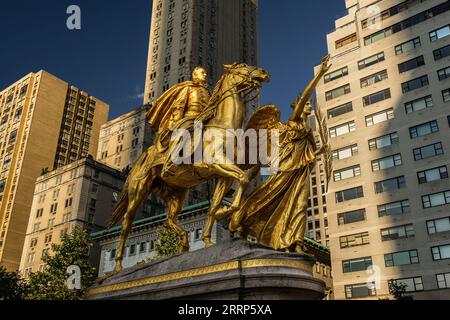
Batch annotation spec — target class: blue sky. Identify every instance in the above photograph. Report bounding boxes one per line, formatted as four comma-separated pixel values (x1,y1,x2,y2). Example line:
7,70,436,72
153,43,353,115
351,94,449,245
0,0,346,120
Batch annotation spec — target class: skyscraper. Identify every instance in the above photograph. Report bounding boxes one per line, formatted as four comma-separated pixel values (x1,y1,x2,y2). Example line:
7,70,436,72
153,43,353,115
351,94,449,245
315,0,450,299
0,71,108,270
143,0,259,105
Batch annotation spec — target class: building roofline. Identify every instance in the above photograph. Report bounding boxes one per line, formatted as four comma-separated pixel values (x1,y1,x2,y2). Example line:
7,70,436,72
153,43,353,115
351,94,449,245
90,200,330,260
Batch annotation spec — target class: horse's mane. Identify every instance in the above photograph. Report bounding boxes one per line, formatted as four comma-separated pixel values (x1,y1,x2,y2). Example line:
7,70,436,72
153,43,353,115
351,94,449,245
196,73,228,124
209,73,228,109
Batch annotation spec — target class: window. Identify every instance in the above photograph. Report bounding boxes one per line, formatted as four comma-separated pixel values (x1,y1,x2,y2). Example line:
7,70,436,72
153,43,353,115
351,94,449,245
381,224,414,241
389,278,423,293
325,84,351,101
64,198,73,208
437,273,450,289
429,25,450,42
340,232,369,249
402,75,429,93
334,165,361,181
110,249,116,261
48,218,55,229
422,191,450,208
443,89,450,102
33,223,40,233
128,244,136,256
139,242,146,253
385,250,419,267
338,209,366,225
405,95,433,114
369,132,399,150
438,67,450,81
30,238,38,248
409,120,439,138
427,217,450,235
364,2,450,45
332,144,358,160
327,102,353,119
343,257,372,273
358,52,385,70
360,70,388,88
431,244,450,261
434,45,450,61
414,143,444,161
378,200,410,217
90,198,96,209
336,186,364,203
361,0,429,29
345,283,377,299
324,66,348,83
195,228,203,240
362,88,391,106
395,37,421,55
418,166,448,184
44,233,53,244
365,109,394,127
372,154,402,171
62,213,71,223
375,176,406,194
36,208,44,218
398,56,425,73
329,121,355,138
50,203,58,214
335,33,357,49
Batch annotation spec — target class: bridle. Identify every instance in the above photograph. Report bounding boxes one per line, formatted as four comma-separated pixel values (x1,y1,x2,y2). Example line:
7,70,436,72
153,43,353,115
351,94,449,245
213,66,263,107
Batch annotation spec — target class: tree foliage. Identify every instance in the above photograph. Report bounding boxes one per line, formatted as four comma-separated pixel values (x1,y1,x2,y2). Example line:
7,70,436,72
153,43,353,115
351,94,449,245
154,225,182,258
0,267,28,300
25,227,97,300
389,280,414,300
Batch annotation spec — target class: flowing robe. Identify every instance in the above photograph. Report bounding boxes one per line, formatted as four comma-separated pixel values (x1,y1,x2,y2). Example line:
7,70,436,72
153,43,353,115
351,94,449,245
234,120,317,250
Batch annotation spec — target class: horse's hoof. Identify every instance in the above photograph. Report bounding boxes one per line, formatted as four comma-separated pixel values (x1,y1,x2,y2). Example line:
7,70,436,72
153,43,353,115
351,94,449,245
203,238,214,248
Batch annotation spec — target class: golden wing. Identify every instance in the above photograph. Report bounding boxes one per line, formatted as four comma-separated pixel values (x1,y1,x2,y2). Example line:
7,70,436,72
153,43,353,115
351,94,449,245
313,101,333,193
246,104,281,131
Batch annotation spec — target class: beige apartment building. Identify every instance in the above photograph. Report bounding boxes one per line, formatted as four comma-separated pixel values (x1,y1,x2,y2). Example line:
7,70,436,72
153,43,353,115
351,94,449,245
315,0,450,299
0,71,108,271
143,0,259,105
97,105,154,172
18,157,134,276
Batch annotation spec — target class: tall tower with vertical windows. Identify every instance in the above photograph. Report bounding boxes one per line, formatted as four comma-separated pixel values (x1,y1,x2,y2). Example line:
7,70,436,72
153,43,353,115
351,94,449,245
143,0,259,105
0,71,108,271
315,0,450,299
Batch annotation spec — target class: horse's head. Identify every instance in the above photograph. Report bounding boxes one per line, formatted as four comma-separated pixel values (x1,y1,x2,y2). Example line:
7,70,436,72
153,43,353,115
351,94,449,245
223,63,270,91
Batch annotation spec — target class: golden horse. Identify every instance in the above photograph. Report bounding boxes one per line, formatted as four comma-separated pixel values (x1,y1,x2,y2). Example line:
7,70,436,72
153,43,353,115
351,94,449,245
110,63,270,272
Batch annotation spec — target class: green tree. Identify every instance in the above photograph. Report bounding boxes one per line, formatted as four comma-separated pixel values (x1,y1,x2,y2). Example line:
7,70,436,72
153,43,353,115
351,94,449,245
389,280,414,300
0,267,28,300
154,225,182,258
25,227,97,300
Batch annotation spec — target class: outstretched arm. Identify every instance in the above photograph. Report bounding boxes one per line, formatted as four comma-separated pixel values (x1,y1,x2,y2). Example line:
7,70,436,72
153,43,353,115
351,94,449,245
289,55,331,122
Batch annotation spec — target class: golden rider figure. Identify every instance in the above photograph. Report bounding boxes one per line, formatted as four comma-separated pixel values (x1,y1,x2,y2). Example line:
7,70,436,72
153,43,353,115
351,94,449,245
146,67,211,176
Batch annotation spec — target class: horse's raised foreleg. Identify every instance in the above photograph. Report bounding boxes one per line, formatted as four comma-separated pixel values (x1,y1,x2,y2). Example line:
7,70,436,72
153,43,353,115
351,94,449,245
163,189,189,252
209,164,249,217
202,178,233,247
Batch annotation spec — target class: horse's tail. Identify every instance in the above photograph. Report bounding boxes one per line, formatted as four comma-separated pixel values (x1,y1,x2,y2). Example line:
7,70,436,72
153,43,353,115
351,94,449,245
109,177,130,227
109,149,151,227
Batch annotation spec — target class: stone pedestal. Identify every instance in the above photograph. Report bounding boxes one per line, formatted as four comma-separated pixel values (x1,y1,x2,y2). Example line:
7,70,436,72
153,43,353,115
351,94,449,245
87,239,325,300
